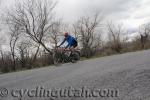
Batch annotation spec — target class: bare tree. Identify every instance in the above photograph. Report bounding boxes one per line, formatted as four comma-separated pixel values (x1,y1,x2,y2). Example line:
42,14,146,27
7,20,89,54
17,41,31,68
73,13,103,57
0,50,4,65
5,0,57,54
107,22,125,53
139,24,150,49
72,23,80,40
9,24,21,71
93,34,103,52
50,20,62,48
0,36,5,70
0,13,10,72
0,29,3,70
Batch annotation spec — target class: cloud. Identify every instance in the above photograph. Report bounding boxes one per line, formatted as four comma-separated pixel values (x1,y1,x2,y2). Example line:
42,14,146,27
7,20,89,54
56,0,139,19
1,0,150,30
56,0,150,30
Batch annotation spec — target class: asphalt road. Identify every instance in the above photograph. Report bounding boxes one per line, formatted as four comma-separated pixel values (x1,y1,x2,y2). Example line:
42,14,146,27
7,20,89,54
0,50,150,100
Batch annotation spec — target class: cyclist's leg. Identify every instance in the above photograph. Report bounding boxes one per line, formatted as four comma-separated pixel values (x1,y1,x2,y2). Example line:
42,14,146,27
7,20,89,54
70,42,77,55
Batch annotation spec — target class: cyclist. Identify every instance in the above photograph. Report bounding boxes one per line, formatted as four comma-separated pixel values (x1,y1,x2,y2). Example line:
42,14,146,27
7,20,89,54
58,32,78,54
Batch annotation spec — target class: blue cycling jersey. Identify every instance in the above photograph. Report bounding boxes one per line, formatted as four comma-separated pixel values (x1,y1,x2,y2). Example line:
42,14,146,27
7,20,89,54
59,35,77,48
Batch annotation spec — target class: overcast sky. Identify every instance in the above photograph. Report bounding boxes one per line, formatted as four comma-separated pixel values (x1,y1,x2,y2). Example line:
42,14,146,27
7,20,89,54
1,0,150,30
0,0,150,49
55,0,150,30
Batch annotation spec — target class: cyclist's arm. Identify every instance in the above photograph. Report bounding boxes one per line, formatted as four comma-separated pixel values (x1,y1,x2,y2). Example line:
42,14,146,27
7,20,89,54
58,38,66,47
65,43,71,48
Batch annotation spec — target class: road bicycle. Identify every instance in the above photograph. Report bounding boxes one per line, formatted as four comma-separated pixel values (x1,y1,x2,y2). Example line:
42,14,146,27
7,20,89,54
53,47,80,65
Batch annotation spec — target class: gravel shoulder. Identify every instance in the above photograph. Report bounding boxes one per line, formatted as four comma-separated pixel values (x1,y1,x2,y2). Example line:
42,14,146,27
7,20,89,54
0,50,150,100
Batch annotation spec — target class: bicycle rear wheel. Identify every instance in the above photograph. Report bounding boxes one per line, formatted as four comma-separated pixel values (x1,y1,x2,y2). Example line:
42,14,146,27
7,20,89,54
70,51,80,63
